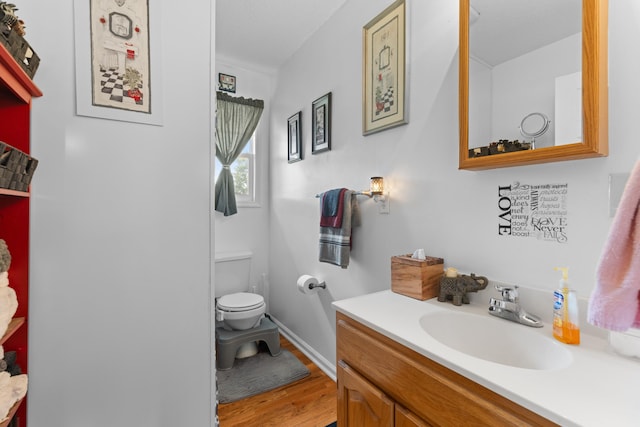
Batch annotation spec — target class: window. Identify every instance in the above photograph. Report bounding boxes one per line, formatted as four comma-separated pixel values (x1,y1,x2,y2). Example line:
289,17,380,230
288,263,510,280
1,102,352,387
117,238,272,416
215,133,256,205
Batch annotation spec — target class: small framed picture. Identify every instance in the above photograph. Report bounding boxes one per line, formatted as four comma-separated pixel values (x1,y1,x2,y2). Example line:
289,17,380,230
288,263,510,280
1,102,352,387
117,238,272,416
288,111,302,163
312,92,331,154
218,73,236,93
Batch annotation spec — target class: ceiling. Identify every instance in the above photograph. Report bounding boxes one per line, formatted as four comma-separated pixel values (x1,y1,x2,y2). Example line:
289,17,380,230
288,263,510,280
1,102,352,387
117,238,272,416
215,0,582,70
216,0,349,70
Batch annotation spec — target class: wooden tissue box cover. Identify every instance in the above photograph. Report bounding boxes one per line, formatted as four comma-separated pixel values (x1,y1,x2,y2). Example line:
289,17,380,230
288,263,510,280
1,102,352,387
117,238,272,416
391,255,444,300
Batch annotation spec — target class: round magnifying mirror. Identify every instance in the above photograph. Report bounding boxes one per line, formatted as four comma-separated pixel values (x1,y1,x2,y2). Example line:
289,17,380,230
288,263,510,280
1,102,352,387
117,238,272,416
519,112,550,149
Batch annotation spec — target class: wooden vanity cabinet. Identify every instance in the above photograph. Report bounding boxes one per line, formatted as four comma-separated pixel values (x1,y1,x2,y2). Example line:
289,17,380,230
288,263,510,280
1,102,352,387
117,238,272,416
337,360,394,426
336,312,557,427
338,360,429,427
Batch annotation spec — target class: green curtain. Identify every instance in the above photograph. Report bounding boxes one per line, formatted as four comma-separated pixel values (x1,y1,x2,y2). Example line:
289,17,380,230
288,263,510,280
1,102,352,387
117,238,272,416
215,92,264,216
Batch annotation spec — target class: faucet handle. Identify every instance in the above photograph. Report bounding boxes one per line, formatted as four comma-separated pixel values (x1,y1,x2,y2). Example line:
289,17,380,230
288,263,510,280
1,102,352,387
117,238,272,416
495,285,519,302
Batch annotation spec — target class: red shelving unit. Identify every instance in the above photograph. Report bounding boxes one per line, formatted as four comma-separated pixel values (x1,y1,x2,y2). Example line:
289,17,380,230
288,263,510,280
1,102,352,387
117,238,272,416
0,40,42,427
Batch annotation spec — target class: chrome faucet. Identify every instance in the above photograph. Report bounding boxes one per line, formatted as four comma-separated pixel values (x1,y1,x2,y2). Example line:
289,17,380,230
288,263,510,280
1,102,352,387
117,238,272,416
488,285,543,328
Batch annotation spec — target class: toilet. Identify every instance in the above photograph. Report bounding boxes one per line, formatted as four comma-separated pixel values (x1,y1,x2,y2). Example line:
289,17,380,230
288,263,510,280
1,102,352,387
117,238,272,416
215,251,267,359
216,292,265,331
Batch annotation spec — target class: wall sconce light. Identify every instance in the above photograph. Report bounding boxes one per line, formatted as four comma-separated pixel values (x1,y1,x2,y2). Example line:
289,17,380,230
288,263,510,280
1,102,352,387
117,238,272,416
364,177,388,213
370,176,384,196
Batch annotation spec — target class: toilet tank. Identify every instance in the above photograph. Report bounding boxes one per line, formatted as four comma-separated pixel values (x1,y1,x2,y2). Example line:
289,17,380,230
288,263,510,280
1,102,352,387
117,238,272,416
214,251,252,297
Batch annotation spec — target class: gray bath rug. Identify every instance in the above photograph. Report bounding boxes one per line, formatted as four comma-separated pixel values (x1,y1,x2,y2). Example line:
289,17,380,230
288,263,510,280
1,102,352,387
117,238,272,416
217,349,310,403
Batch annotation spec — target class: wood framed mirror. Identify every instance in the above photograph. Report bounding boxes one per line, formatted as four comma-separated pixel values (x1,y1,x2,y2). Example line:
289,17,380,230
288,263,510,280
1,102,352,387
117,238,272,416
459,0,608,170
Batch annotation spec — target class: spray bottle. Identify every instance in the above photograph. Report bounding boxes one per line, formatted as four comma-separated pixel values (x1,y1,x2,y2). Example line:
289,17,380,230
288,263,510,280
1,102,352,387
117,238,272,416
553,267,580,344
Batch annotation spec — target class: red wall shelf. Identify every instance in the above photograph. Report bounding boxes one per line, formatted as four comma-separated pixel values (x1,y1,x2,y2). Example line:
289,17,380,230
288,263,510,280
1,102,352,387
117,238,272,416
0,33,41,427
0,189,28,198
0,318,25,346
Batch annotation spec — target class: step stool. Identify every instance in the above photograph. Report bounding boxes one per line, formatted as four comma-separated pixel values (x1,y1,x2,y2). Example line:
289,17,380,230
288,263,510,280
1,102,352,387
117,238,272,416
216,316,281,370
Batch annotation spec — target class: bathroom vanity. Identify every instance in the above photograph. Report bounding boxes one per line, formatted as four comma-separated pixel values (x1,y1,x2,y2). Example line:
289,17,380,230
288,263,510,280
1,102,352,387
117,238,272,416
334,291,640,426
337,312,552,426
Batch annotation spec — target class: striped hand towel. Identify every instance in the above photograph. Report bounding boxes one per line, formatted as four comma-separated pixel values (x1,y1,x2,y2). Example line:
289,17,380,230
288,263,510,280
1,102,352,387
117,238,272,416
319,190,361,268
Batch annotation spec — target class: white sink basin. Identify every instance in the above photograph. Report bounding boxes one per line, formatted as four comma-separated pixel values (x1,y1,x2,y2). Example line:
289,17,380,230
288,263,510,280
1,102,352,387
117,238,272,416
419,310,573,370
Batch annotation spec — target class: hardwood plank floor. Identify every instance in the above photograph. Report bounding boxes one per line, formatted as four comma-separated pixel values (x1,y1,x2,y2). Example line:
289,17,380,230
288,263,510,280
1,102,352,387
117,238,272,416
217,334,337,427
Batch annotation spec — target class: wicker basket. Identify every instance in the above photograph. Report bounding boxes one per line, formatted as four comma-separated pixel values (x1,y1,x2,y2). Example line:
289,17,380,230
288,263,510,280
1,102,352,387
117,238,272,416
0,142,38,191
0,28,40,79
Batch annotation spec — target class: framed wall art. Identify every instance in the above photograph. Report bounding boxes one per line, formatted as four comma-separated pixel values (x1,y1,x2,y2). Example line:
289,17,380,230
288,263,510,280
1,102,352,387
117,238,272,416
312,92,331,154
218,73,236,93
288,111,302,163
74,0,163,126
362,0,407,135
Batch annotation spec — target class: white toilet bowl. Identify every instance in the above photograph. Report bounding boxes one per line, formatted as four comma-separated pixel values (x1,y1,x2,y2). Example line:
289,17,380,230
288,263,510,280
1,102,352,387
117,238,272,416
216,292,266,330
216,292,266,358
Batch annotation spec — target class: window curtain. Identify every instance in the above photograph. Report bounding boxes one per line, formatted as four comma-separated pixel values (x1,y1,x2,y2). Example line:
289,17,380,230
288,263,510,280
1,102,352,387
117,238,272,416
215,92,264,216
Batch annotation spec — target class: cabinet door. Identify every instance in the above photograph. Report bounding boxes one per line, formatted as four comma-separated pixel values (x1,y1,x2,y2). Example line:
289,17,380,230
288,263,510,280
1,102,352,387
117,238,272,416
396,405,432,427
337,360,394,427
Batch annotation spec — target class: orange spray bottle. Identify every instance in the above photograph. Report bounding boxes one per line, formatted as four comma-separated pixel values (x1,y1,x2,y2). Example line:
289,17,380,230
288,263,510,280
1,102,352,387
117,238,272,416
552,267,580,344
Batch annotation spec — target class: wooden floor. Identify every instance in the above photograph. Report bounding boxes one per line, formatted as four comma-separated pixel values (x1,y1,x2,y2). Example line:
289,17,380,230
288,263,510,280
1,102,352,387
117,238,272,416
217,334,337,427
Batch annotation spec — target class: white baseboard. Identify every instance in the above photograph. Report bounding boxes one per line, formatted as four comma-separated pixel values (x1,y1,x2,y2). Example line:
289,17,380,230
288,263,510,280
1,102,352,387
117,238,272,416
269,315,337,382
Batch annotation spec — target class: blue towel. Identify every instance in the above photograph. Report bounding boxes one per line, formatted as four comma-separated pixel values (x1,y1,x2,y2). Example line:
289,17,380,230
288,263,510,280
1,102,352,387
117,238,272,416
322,188,343,217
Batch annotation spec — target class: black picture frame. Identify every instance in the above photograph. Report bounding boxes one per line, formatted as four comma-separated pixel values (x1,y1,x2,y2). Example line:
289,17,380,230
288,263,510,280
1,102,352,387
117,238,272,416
218,73,236,93
288,111,302,163
312,92,331,154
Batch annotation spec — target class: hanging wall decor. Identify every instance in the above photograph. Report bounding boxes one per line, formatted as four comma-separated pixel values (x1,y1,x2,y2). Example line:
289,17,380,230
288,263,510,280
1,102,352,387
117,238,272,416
497,181,569,243
312,92,331,154
288,111,302,163
362,0,407,135
218,73,236,93
73,0,163,125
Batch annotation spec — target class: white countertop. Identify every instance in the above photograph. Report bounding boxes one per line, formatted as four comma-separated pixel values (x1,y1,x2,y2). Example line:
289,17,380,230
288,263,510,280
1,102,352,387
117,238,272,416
333,290,640,427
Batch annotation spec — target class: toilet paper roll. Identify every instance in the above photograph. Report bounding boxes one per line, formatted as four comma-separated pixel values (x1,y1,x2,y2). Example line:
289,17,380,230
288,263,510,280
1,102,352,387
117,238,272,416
297,275,321,295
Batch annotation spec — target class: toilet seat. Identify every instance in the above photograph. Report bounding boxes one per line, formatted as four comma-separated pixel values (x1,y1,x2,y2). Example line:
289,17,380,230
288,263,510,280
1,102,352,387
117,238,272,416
216,292,266,331
217,292,265,312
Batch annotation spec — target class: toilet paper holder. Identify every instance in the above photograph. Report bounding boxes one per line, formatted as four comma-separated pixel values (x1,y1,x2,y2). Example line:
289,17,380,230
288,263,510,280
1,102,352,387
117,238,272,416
297,274,327,294
308,281,326,290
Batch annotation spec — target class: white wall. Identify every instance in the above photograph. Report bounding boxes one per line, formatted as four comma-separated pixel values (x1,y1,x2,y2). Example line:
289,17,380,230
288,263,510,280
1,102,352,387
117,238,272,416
213,57,275,296
23,1,214,426
269,0,640,371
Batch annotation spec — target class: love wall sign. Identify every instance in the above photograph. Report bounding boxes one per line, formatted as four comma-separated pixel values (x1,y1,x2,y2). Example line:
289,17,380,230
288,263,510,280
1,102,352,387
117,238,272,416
497,182,568,243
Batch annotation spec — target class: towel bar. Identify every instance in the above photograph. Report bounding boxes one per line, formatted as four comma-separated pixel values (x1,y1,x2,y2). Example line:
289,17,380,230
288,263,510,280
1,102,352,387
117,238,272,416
315,191,371,198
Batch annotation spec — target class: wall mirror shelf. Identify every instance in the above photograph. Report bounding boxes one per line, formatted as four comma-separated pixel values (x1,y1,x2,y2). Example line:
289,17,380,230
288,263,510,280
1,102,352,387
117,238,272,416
459,0,608,170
